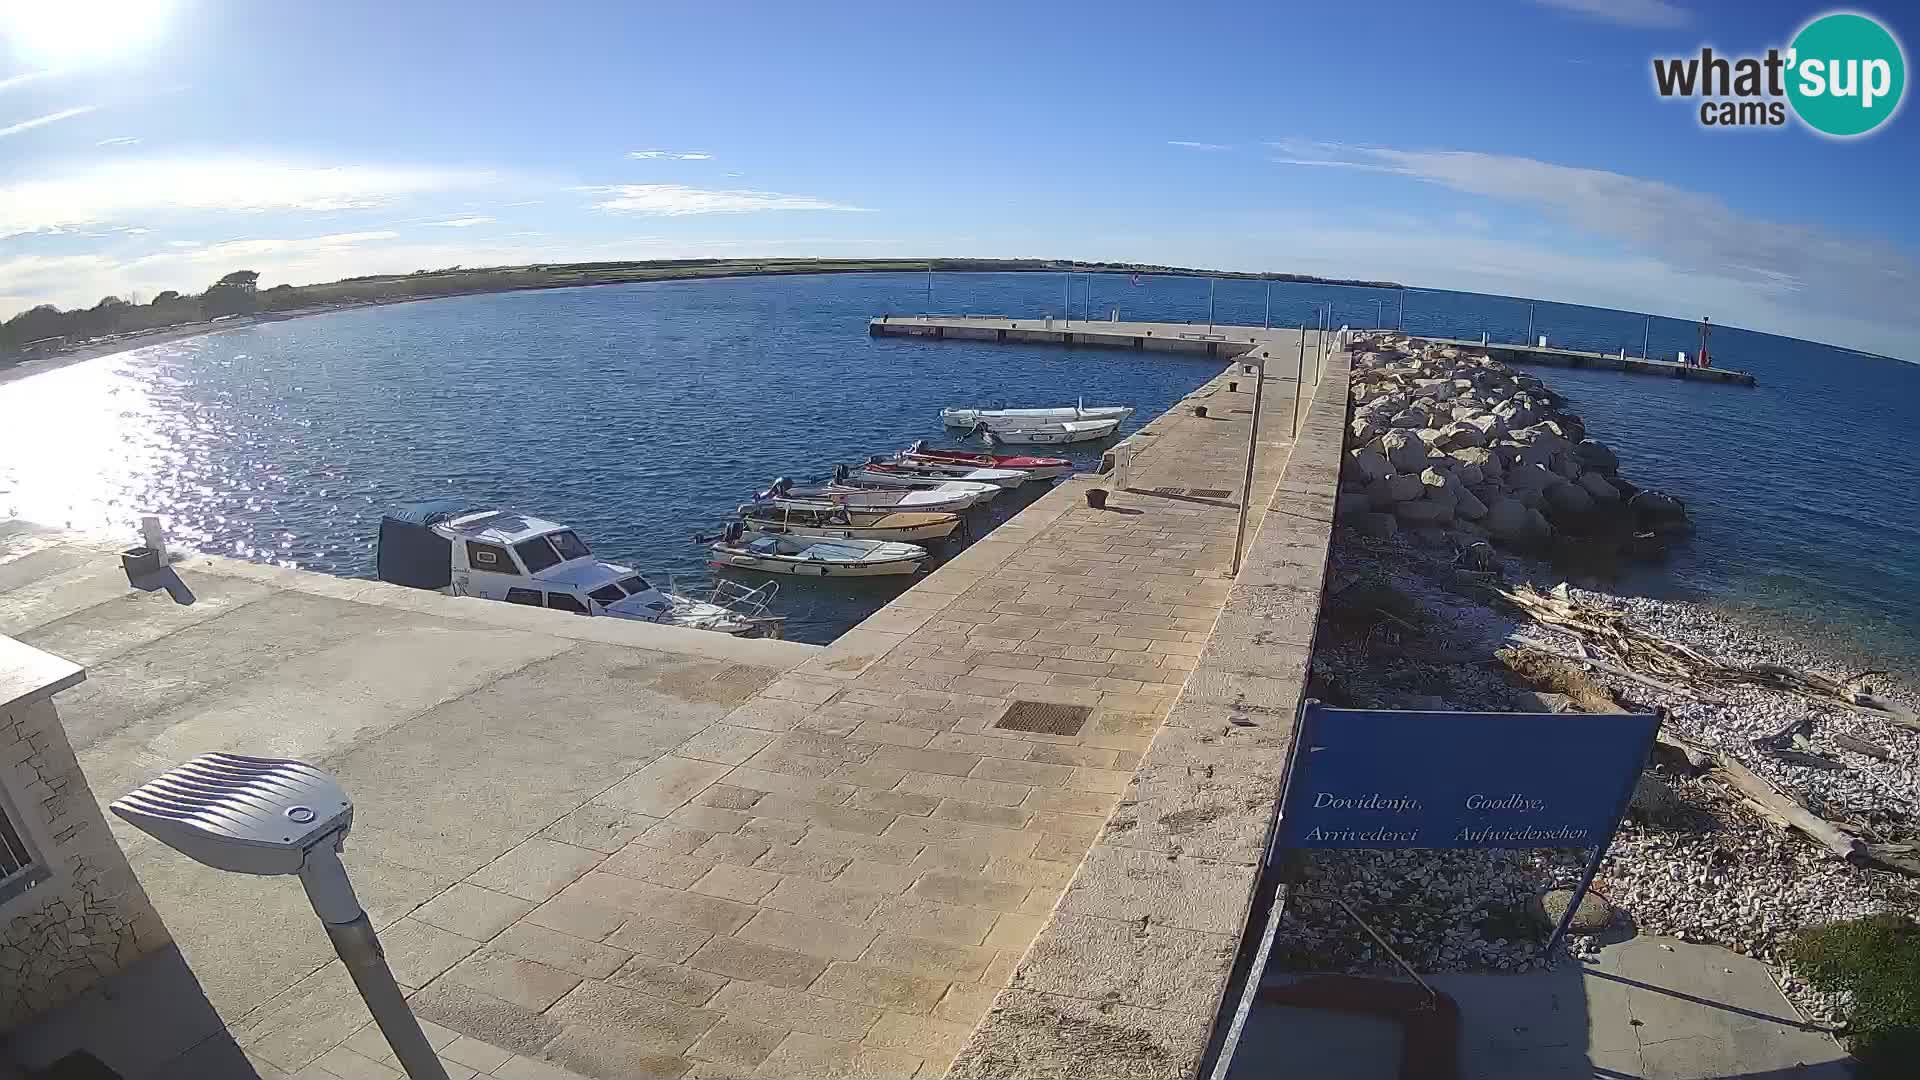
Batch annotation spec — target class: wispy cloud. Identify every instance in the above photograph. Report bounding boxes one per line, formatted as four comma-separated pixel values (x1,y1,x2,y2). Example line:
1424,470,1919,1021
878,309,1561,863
629,149,713,160
96,135,141,146
0,70,60,94
1531,0,1689,28
1265,138,1917,335
130,231,402,268
427,215,493,228
0,158,490,238
1168,140,1232,151
0,105,97,139
587,183,864,216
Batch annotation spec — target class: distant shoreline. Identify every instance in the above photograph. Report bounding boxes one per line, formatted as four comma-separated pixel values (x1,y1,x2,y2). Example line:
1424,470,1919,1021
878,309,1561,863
0,259,1403,386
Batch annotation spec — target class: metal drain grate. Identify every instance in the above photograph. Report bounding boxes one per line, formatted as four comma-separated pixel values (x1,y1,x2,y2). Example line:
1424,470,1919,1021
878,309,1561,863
1150,486,1184,496
1187,488,1232,499
995,701,1091,736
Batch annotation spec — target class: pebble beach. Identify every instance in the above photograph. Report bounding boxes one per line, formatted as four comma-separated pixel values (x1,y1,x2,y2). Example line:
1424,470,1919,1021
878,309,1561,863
1290,334,1920,1026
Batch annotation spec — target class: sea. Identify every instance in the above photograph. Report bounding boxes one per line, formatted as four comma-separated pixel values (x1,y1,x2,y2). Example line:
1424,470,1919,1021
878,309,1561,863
1,272,1914,658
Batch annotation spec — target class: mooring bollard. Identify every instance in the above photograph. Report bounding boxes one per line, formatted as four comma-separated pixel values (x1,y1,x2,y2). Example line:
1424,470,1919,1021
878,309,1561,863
1086,489,1108,510
1194,405,1208,418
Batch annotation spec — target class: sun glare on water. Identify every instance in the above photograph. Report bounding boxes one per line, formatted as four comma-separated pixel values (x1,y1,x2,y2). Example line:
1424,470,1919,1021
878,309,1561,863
2,0,175,64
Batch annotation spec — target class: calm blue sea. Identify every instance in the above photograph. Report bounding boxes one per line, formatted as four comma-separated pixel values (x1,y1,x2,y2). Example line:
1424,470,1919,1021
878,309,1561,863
2,272,1915,658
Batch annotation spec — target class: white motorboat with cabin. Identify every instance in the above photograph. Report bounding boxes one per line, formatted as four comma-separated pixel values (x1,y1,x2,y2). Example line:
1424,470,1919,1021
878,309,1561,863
734,499,960,543
941,402,1133,428
377,503,782,636
969,416,1123,445
707,525,927,577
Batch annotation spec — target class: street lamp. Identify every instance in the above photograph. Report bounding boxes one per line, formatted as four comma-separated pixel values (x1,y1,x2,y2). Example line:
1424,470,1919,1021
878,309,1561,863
112,754,450,1080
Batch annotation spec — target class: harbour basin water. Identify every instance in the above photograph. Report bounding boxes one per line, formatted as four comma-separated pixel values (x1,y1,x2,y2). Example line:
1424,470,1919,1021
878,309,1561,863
1,272,1915,660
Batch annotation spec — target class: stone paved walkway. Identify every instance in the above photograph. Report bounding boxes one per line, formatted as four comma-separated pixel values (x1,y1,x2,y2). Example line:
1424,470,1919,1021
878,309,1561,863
383,361,1299,1079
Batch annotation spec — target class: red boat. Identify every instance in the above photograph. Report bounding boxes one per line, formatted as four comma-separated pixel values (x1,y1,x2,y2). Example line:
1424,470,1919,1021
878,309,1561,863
901,440,1074,480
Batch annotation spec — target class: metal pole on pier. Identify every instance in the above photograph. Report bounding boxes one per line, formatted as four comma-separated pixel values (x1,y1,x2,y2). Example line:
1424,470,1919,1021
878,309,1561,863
1397,291,1404,328
1293,325,1306,437
1263,282,1271,329
926,263,933,311
1064,273,1071,327
1208,278,1216,332
1231,350,1267,578
1373,299,1383,328
1643,316,1651,359
1527,302,1535,342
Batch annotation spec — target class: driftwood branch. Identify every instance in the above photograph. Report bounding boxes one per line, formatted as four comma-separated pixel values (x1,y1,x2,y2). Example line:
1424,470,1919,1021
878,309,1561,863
1654,729,1865,862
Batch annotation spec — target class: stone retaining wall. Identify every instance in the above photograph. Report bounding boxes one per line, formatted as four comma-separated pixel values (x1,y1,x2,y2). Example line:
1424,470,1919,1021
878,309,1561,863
1,639,169,1028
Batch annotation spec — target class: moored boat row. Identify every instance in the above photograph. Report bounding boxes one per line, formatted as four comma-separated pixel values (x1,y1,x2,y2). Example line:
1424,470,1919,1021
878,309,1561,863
373,401,1133,633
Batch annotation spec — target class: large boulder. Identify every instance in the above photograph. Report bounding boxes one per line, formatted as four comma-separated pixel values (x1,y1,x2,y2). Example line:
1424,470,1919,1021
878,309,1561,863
1335,492,1372,518
1352,512,1398,539
1419,467,1459,508
1389,406,1431,429
1578,471,1621,502
1396,498,1453,526
1367,473,1425,507
1435,421,1487,451
1575,438,1619,474
1450,446,1501,479
1486,497,1530,539
1547,481,1595,515
1453,484,1488,521
1507,462,1558,492
1380,430,1428,473
1350,414,1385,444
1347,448,1392,483
1453,461,1484,486
1630,489,1686,523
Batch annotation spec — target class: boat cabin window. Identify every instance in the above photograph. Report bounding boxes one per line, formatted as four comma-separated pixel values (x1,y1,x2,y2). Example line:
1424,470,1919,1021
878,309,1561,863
549,530,591,560
546,592,588,614
466,541,515,573
505,587,542,606
588,584,625,605
515,537,561,573
617,575,652,595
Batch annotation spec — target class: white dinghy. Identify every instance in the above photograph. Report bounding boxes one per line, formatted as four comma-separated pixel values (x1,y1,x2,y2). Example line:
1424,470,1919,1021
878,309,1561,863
942,400,1133,428
707,525,927,577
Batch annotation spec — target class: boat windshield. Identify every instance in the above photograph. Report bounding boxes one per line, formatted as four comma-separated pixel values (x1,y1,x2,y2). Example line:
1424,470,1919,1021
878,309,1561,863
549,530,591,560
515,537,561,573
588,584,625,605
618,575,653,595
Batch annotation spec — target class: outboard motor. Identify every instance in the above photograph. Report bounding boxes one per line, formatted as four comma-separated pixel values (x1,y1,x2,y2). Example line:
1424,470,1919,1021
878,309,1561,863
724,521,745,544
866,454,886,466
831,464,850,483
909,439,927,454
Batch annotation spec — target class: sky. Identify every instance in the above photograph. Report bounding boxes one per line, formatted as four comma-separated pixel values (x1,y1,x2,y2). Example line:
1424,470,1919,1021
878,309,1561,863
0,0,1915,358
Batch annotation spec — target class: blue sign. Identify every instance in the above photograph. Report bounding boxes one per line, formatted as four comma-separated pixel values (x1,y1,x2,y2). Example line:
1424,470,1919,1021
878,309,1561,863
1278,705,1659,850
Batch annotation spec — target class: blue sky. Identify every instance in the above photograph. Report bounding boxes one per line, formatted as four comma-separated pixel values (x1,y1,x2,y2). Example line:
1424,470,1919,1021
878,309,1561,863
1,0,1915,357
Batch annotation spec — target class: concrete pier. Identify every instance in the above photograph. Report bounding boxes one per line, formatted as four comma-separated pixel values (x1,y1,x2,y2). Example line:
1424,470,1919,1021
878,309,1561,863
1411,334,1758,386
871,315,1757,387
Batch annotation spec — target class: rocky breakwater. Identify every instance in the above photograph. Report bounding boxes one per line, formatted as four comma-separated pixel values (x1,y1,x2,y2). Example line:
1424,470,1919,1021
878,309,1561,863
1335,337,1692,568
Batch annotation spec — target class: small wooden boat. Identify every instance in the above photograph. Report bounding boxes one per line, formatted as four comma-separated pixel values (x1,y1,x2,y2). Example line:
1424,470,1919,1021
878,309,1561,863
972,416,1123,445
708,526,926,577
828,465,1005,502
942,402,1133,428
858,457,1027,489
761,476,986,513
737,500,960,543
900,441,1073,480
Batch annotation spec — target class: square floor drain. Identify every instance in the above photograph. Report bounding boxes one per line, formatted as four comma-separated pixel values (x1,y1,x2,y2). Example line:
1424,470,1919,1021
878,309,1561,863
1187,488,1232,499
995,701,1091,736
